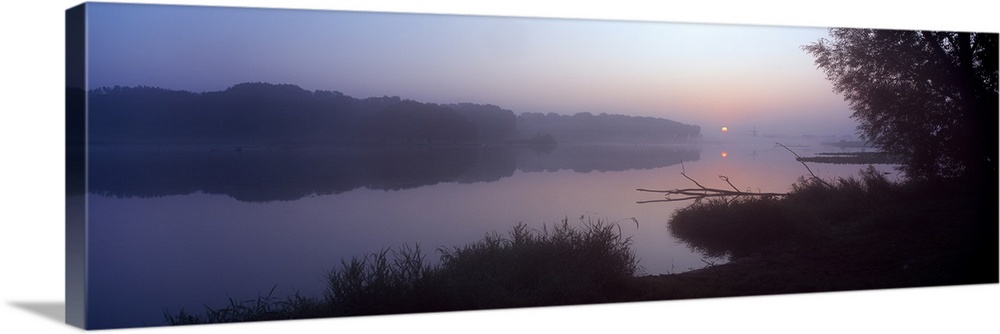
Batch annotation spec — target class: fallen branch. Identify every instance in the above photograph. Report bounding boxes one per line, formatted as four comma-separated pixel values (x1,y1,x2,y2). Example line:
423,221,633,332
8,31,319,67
636,187,786,204
718,175,740,192
636,161,785,204
679,161,706,189
639,144,835,204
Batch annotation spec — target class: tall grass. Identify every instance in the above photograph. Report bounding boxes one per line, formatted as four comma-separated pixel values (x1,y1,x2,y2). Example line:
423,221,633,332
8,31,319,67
324,244,444,316
434,219,639,309
167,218,640,324
164,286,326,325
324,218,639,314
669,166,905,259
668,195,792,259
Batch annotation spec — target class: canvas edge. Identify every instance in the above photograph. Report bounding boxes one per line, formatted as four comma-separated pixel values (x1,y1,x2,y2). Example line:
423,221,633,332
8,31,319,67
56,1,999,331
65,2,88,329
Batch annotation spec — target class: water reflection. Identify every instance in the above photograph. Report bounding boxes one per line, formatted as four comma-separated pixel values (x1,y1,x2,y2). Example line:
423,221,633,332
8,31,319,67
88,144,700,202
84,140,894,329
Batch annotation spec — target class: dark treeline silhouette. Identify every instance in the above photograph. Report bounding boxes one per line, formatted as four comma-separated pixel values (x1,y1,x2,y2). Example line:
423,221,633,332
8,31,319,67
517,112,701,143
89,83,489,145
89,82,699,145
87,145,699,202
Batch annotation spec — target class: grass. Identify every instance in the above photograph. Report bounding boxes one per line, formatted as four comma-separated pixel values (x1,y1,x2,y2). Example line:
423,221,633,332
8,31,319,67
166,218,639,325
164,286,327,325
643,166,997,299
669,166,920,260
433,218,638,309
166,167,997,325
668,195,792,259
324,245,442,316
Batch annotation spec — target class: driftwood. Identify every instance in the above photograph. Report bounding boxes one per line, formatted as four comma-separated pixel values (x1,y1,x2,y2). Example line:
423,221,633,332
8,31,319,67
636,161,785,204
636,142,827,204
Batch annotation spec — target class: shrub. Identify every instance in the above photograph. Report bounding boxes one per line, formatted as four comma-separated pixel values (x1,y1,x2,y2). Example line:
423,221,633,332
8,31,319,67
668,166,906,260
784,166,901,224
324,244,444,316
168,218,641,324
164,287,326,325
437,219,639,308
668,196,793,259
323,218,639,314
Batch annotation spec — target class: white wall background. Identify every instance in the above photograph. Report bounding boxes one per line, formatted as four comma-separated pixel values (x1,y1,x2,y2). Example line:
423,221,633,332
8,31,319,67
1,1,997,333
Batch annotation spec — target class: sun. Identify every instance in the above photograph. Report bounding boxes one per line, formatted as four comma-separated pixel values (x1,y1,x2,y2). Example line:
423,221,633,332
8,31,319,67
721,126,728,133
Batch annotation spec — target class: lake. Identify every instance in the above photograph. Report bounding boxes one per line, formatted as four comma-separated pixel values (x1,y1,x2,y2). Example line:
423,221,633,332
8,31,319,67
82,137,898,328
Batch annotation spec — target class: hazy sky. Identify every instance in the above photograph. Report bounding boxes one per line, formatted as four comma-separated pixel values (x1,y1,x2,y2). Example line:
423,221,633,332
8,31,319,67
86,2,857,136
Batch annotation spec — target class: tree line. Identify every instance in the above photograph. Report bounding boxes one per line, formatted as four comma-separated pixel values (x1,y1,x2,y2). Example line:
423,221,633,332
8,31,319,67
87,82,700,145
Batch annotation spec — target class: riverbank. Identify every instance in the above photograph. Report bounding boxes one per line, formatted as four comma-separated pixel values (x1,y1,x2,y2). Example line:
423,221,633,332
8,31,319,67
628,170,997,300
166,169,997,326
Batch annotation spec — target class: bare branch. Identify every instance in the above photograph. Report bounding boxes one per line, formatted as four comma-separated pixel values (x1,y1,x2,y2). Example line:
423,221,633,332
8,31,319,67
637,157,795,204
775,142,833,188
637,183,784,204
679,161,706,190
718,175,740,192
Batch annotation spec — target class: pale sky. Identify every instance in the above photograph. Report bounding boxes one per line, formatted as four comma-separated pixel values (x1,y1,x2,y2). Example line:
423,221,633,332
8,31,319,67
86,2,857,136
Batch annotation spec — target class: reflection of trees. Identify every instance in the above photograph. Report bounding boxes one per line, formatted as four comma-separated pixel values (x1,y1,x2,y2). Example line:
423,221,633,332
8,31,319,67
87,145,700,202
88,146,484,202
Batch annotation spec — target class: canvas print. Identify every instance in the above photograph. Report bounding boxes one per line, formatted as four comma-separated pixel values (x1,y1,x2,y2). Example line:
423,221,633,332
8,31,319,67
65,2,998,330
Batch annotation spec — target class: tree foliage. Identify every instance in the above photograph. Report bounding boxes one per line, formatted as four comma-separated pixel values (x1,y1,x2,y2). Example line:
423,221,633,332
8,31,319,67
89,82,701,146
89,83,498,145
803,29,998,180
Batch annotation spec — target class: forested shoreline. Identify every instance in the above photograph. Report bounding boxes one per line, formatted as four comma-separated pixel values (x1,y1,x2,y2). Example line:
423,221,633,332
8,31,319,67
84,83,700,145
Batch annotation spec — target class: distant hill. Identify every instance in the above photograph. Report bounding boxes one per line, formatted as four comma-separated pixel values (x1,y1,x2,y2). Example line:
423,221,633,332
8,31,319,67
87,82,699,145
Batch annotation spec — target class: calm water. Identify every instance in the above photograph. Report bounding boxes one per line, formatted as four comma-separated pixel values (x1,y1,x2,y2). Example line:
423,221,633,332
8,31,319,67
83,138,897,328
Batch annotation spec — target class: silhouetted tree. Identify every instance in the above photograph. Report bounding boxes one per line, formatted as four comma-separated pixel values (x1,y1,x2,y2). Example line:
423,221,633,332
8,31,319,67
803,29,998,180
447,103,516,142
367,101,477,143
88,82,700,147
